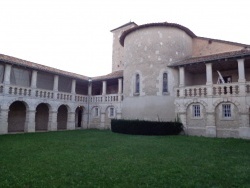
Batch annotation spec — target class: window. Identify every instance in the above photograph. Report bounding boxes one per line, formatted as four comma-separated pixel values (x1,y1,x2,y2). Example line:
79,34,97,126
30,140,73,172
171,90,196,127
222,104,231,118
163,72,168,93
135,73,140,94
192,105,201,118
109,107,115,118
93,107,99,117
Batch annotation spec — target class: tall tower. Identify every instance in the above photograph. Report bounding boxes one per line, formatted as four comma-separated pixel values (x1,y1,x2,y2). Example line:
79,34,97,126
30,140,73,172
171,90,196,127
110,22,137,72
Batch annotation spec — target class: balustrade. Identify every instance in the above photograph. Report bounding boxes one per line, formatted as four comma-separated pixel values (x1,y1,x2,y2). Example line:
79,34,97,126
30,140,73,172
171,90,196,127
176,82,245,98
0,84,123,104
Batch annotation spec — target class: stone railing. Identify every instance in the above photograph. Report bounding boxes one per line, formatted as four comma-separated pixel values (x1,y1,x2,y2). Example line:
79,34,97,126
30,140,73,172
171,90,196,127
75,94,88,103
176,82,245,98
35,89,54,99
0,84,123,104
8,85,32,96
90,94,122,103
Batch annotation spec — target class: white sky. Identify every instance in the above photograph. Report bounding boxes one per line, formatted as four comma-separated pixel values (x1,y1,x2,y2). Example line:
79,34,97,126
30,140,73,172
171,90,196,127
0,0,250,77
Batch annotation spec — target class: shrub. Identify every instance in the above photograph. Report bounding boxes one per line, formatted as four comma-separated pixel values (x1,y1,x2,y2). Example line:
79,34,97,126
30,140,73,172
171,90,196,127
111,119,183,135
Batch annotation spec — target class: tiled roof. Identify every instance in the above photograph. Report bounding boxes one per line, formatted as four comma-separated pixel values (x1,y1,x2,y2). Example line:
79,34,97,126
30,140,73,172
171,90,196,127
110,22,137,32
168,49,250,67
92,70,123,81
0,54,89,81
120,22,196,46
197,37,250,48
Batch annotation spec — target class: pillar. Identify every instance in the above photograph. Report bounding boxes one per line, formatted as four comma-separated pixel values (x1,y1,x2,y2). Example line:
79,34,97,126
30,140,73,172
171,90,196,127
205,112,216,137
179,66,185,87
53,75,59,99
102,81,107,95
3,64,11,94
71,79,76,94
206,63,213,96
31,70,38,88
100,112,105,129
48,110,57,131
0,108,9,134
25,109,36,133
118,78,122,94
206,63,213,85
88,82,92,95
3,64,11,85
237,59,246,83
53,75,59,91
67,111,75,130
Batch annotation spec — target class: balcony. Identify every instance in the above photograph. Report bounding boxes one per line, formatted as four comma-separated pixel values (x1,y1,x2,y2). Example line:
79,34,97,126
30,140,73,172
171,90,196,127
0,84,122,104
176,82,250,98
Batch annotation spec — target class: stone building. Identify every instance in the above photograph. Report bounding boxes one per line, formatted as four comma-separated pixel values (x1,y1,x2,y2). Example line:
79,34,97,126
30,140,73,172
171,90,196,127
0,21,250,139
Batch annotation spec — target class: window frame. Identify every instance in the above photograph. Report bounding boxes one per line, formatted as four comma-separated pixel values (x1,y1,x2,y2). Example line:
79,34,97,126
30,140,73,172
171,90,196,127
222,104,232,119
192,104,202,119
162,72,168,94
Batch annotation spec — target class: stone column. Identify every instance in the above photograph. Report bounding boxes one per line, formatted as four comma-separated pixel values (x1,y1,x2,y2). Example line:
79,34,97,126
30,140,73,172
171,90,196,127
67,111,75,130
3,64,11,85
0,107,9,134
71,79,76,94
31,70,38,88
237,59,246,96
53,75,59,99
206,112,216,137
31,70,37,97
102,81,107,102
118,78,122,94
25,108,36,133
100,112,105,129
118,78,122,102
237,59,246,83
88,82,92,96
48,110,57,131
3,64,11,94
206,63,213,96
179,66,185,97
102,81,107,95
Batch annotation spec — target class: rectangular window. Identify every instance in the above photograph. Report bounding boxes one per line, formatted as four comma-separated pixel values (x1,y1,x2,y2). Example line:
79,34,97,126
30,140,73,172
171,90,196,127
109,107,114,117
94,107,99,117
193,105,201,117
222,104,231,118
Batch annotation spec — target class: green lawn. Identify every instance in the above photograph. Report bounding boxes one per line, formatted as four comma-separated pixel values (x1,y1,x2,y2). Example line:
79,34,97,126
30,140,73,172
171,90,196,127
0,130,249,188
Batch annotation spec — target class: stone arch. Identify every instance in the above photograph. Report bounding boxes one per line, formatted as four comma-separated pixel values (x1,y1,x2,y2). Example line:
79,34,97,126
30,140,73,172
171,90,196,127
57,104,69,130
214,101,240,138
213,98,240,111
75,106,85,128
8,100,28,132
91,106,100,118
35,103,50,131
184,99,208,109
105,105,116,118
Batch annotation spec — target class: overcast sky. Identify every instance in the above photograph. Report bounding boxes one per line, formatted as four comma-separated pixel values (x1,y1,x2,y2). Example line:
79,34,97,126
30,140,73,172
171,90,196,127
0,0,250,77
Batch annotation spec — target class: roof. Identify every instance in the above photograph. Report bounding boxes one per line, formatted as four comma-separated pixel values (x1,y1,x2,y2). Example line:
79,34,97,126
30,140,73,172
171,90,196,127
196,36,250,48
0,54,89,81
92,70,123,81
110,22,137,32
168,49,250,67
119,22,196,46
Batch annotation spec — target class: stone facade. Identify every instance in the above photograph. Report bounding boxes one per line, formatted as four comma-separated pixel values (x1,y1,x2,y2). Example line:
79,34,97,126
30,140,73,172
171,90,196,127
0,21,250,139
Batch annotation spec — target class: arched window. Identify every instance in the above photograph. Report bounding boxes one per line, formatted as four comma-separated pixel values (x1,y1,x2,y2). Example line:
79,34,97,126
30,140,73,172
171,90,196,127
135,74,140,94
163,72,168,93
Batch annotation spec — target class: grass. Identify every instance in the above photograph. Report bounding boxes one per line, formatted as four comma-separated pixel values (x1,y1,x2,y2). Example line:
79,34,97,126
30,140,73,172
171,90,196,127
0,130,250,188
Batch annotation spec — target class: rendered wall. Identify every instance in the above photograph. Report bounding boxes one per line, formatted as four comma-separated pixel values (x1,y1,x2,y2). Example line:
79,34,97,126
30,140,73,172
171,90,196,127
111,23,137,72
122,26,193,121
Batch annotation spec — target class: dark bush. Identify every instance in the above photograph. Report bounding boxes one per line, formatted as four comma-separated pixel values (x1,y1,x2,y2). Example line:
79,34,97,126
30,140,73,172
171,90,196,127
111,119,183,135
